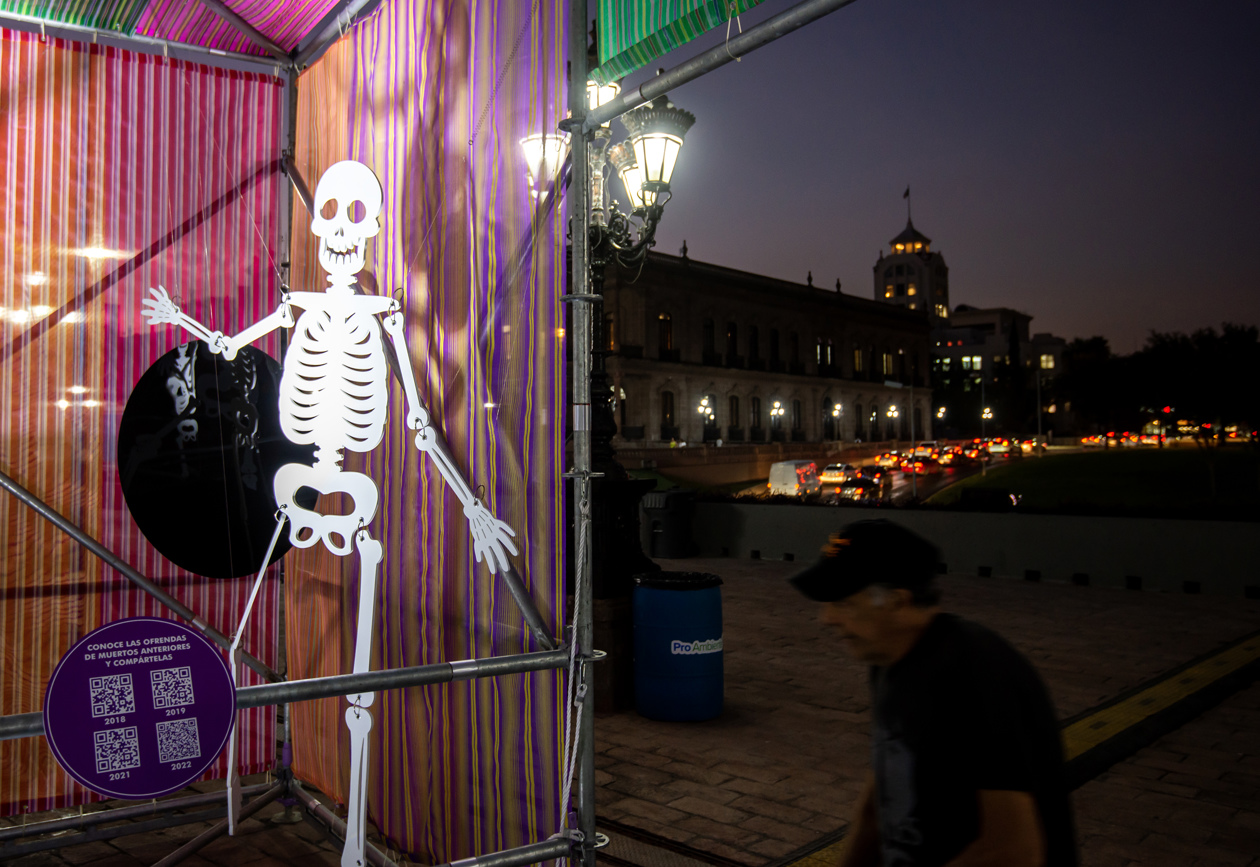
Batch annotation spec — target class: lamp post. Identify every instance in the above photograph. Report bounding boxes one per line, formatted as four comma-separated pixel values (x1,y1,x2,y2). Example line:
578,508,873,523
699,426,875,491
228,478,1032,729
832,402,842,442
533,56,695,712
981,404,994,476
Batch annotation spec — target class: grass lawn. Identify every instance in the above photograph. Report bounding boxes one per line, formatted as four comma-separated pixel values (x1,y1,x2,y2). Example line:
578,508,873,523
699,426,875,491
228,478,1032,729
927,447,1260,517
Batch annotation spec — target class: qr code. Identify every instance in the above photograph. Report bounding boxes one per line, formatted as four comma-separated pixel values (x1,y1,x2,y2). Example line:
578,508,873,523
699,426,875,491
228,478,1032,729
89,673,135,717
94,726,141,773
156,717,201,764
150,666,195,709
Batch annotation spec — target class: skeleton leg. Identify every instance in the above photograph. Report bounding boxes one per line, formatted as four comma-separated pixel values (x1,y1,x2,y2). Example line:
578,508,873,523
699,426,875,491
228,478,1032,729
342,527,383,867
226,514,288,835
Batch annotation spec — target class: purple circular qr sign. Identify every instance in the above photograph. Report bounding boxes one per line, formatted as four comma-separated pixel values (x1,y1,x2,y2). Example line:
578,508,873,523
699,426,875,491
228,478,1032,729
44,617,236,799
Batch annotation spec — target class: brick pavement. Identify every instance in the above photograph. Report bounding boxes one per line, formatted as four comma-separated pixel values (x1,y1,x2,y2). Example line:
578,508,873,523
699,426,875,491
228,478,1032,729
5,556,1258,866
595,557,1260,865
1073,680,1260,867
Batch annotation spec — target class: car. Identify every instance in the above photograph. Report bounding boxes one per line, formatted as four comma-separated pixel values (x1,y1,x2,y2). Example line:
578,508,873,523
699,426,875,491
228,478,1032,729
819,463,856,485
834,477,888,503
857,465,892,486
987,437,1013,456
1081,435,1103,448
874,451,902,468
899,456,942,475
767,460,822,497
913,441,940,458
937,446,971,467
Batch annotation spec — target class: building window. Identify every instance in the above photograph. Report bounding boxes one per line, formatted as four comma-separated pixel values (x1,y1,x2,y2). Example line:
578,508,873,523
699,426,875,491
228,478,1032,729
882,352,894,376
748,326,760,360
750,396,762,429
895,283,905,297
702,318,715,355
907,284,917,296
816,338,824,364
729,395,740,426
789,332,800,363
1040,354,1055,370
768,329,780,363
854,403,864,439
726,322,738,357
885,285,894,298
934,304,948,318
942,357,951,371
853,347,864,373
909,302,917,310
661,390,675,432
658,313,673,353
884,267,893,278
605,315,615,351
791,400,803,431
895,265,904,276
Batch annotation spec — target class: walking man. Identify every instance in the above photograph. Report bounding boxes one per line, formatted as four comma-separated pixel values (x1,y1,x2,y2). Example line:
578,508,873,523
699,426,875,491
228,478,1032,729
790,519,1076,866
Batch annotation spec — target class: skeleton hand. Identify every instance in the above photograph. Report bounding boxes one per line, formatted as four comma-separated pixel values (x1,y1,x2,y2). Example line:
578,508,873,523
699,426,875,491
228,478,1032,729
464,499,518,574
140,286,182,326
141,285,227,351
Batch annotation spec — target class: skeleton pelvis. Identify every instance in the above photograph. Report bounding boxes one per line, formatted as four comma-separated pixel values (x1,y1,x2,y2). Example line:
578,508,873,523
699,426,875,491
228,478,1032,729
274,463,379,556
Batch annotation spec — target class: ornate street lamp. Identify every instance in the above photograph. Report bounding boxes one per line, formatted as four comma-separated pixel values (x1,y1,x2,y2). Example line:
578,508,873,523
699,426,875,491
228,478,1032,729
519,132,570,199
523,55,696,711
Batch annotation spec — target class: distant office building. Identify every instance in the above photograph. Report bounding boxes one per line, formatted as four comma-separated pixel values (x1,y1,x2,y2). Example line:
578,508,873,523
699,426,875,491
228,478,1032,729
933,306,1065,384
872,219,951,322
602,251,933,446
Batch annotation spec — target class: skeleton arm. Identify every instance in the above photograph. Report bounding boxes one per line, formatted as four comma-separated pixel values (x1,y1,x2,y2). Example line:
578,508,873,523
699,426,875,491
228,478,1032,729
380,303,518,573
141,286,294,360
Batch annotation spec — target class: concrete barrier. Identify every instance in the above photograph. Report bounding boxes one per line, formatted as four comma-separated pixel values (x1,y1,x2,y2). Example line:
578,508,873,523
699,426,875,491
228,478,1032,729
691,502,1260,598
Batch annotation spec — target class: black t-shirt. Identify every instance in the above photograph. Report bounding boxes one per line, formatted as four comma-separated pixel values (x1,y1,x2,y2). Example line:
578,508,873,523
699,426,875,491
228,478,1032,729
870,613,1077,866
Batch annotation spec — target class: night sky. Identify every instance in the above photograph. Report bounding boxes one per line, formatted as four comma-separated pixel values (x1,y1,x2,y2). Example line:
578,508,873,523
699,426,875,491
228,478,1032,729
605,0,1260,353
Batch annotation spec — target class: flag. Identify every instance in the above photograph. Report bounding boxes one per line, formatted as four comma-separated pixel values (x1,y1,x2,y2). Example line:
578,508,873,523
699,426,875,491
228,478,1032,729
903,186,910,199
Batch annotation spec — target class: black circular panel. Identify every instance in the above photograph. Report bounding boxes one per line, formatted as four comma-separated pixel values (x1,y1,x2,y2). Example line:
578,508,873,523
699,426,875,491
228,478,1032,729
117,341,315,578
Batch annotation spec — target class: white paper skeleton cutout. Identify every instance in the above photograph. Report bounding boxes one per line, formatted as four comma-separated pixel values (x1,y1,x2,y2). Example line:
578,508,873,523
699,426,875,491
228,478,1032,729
142,160,518,867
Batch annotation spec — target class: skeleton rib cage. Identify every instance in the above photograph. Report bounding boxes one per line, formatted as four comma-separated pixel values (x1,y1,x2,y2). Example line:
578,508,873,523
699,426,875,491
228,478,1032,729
281,305,389,461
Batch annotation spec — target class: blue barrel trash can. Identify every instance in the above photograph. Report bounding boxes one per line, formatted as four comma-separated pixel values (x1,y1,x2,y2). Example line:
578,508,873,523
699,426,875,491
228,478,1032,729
633,571,723,721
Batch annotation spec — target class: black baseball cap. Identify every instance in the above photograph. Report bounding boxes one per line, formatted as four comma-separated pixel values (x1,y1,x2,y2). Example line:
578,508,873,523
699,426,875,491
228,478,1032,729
789,519,940,602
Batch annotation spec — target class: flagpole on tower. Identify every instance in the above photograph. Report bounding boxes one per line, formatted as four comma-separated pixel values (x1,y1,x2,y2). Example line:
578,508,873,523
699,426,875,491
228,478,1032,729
904,185,912,222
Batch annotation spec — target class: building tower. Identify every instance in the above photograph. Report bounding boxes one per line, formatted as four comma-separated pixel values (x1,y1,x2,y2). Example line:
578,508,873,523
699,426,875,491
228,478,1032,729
874,219,950,323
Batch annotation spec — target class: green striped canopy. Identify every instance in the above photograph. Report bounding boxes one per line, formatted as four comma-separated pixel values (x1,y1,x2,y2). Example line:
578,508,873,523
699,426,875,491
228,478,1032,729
593,0,765,84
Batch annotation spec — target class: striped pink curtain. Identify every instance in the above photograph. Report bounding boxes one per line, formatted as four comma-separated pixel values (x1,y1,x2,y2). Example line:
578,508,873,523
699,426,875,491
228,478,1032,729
0,29,285,814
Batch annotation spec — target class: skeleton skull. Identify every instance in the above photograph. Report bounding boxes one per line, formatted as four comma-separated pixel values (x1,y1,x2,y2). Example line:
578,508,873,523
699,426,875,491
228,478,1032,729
311,160,383,281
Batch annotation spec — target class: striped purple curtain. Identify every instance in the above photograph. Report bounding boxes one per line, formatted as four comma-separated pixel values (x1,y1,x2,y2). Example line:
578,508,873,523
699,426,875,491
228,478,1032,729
0,29,285,814
284,0,569,861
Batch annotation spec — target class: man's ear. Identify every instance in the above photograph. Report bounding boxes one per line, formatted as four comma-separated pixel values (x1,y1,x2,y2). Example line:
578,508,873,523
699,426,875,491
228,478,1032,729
891,587,915,610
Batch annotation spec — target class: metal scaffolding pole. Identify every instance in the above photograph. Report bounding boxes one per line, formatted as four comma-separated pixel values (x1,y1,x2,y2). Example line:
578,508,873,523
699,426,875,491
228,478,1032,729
0,468,281,683
567,0,597,865
150,783,286,867
198,0,289,60
0,783,272,845
0,646,569,741
584,0,861,131
290,781,402,867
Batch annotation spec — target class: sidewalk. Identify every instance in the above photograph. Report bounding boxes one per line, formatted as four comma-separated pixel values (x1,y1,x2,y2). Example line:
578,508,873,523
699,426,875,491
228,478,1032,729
594,557,1260,865
5,556,1257,866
